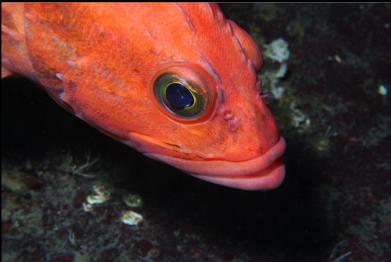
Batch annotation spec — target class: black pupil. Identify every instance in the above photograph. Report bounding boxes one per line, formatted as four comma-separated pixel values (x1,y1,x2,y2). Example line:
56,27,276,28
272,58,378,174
165,83,194,109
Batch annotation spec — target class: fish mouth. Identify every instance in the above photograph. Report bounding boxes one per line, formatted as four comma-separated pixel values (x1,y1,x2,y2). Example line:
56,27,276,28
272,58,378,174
144,137,286,191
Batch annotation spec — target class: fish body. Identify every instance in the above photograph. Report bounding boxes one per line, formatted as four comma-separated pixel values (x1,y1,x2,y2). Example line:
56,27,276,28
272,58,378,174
1,3,286,190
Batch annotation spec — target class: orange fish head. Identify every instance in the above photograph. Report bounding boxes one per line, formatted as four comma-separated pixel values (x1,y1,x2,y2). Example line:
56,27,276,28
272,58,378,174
26,3,286,191
128,62,285,191
124,18,286,191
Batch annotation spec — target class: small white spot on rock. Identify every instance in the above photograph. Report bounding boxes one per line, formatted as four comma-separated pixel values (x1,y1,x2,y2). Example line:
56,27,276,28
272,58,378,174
274,63,288,78
122,193,144,208
271,86,285,99
334,55,342,63
82,202,93,212
121,210,143,226
84,183,111,207
86,194,108,205
378,84,388,96
264,38,290,63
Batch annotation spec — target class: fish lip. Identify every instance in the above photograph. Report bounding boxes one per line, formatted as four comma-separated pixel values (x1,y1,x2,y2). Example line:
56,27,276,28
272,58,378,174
191,160,285,191
144,137,286,190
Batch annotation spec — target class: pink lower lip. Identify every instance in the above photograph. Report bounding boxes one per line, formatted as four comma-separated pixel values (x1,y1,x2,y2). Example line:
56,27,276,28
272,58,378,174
192,159,285,190
145,137,286,191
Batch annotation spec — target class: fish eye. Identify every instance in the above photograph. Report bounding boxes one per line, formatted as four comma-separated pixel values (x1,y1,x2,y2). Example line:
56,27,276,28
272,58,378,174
154,74,205,119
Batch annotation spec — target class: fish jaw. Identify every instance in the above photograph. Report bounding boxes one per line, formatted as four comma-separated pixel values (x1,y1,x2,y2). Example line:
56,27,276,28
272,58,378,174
144,137,286,191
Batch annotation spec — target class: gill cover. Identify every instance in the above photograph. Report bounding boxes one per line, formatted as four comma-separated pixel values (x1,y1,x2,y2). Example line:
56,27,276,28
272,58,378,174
229,20,262,71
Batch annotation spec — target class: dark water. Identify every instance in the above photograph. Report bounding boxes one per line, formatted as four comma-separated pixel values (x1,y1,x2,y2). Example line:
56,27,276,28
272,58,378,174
2,4,390,262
